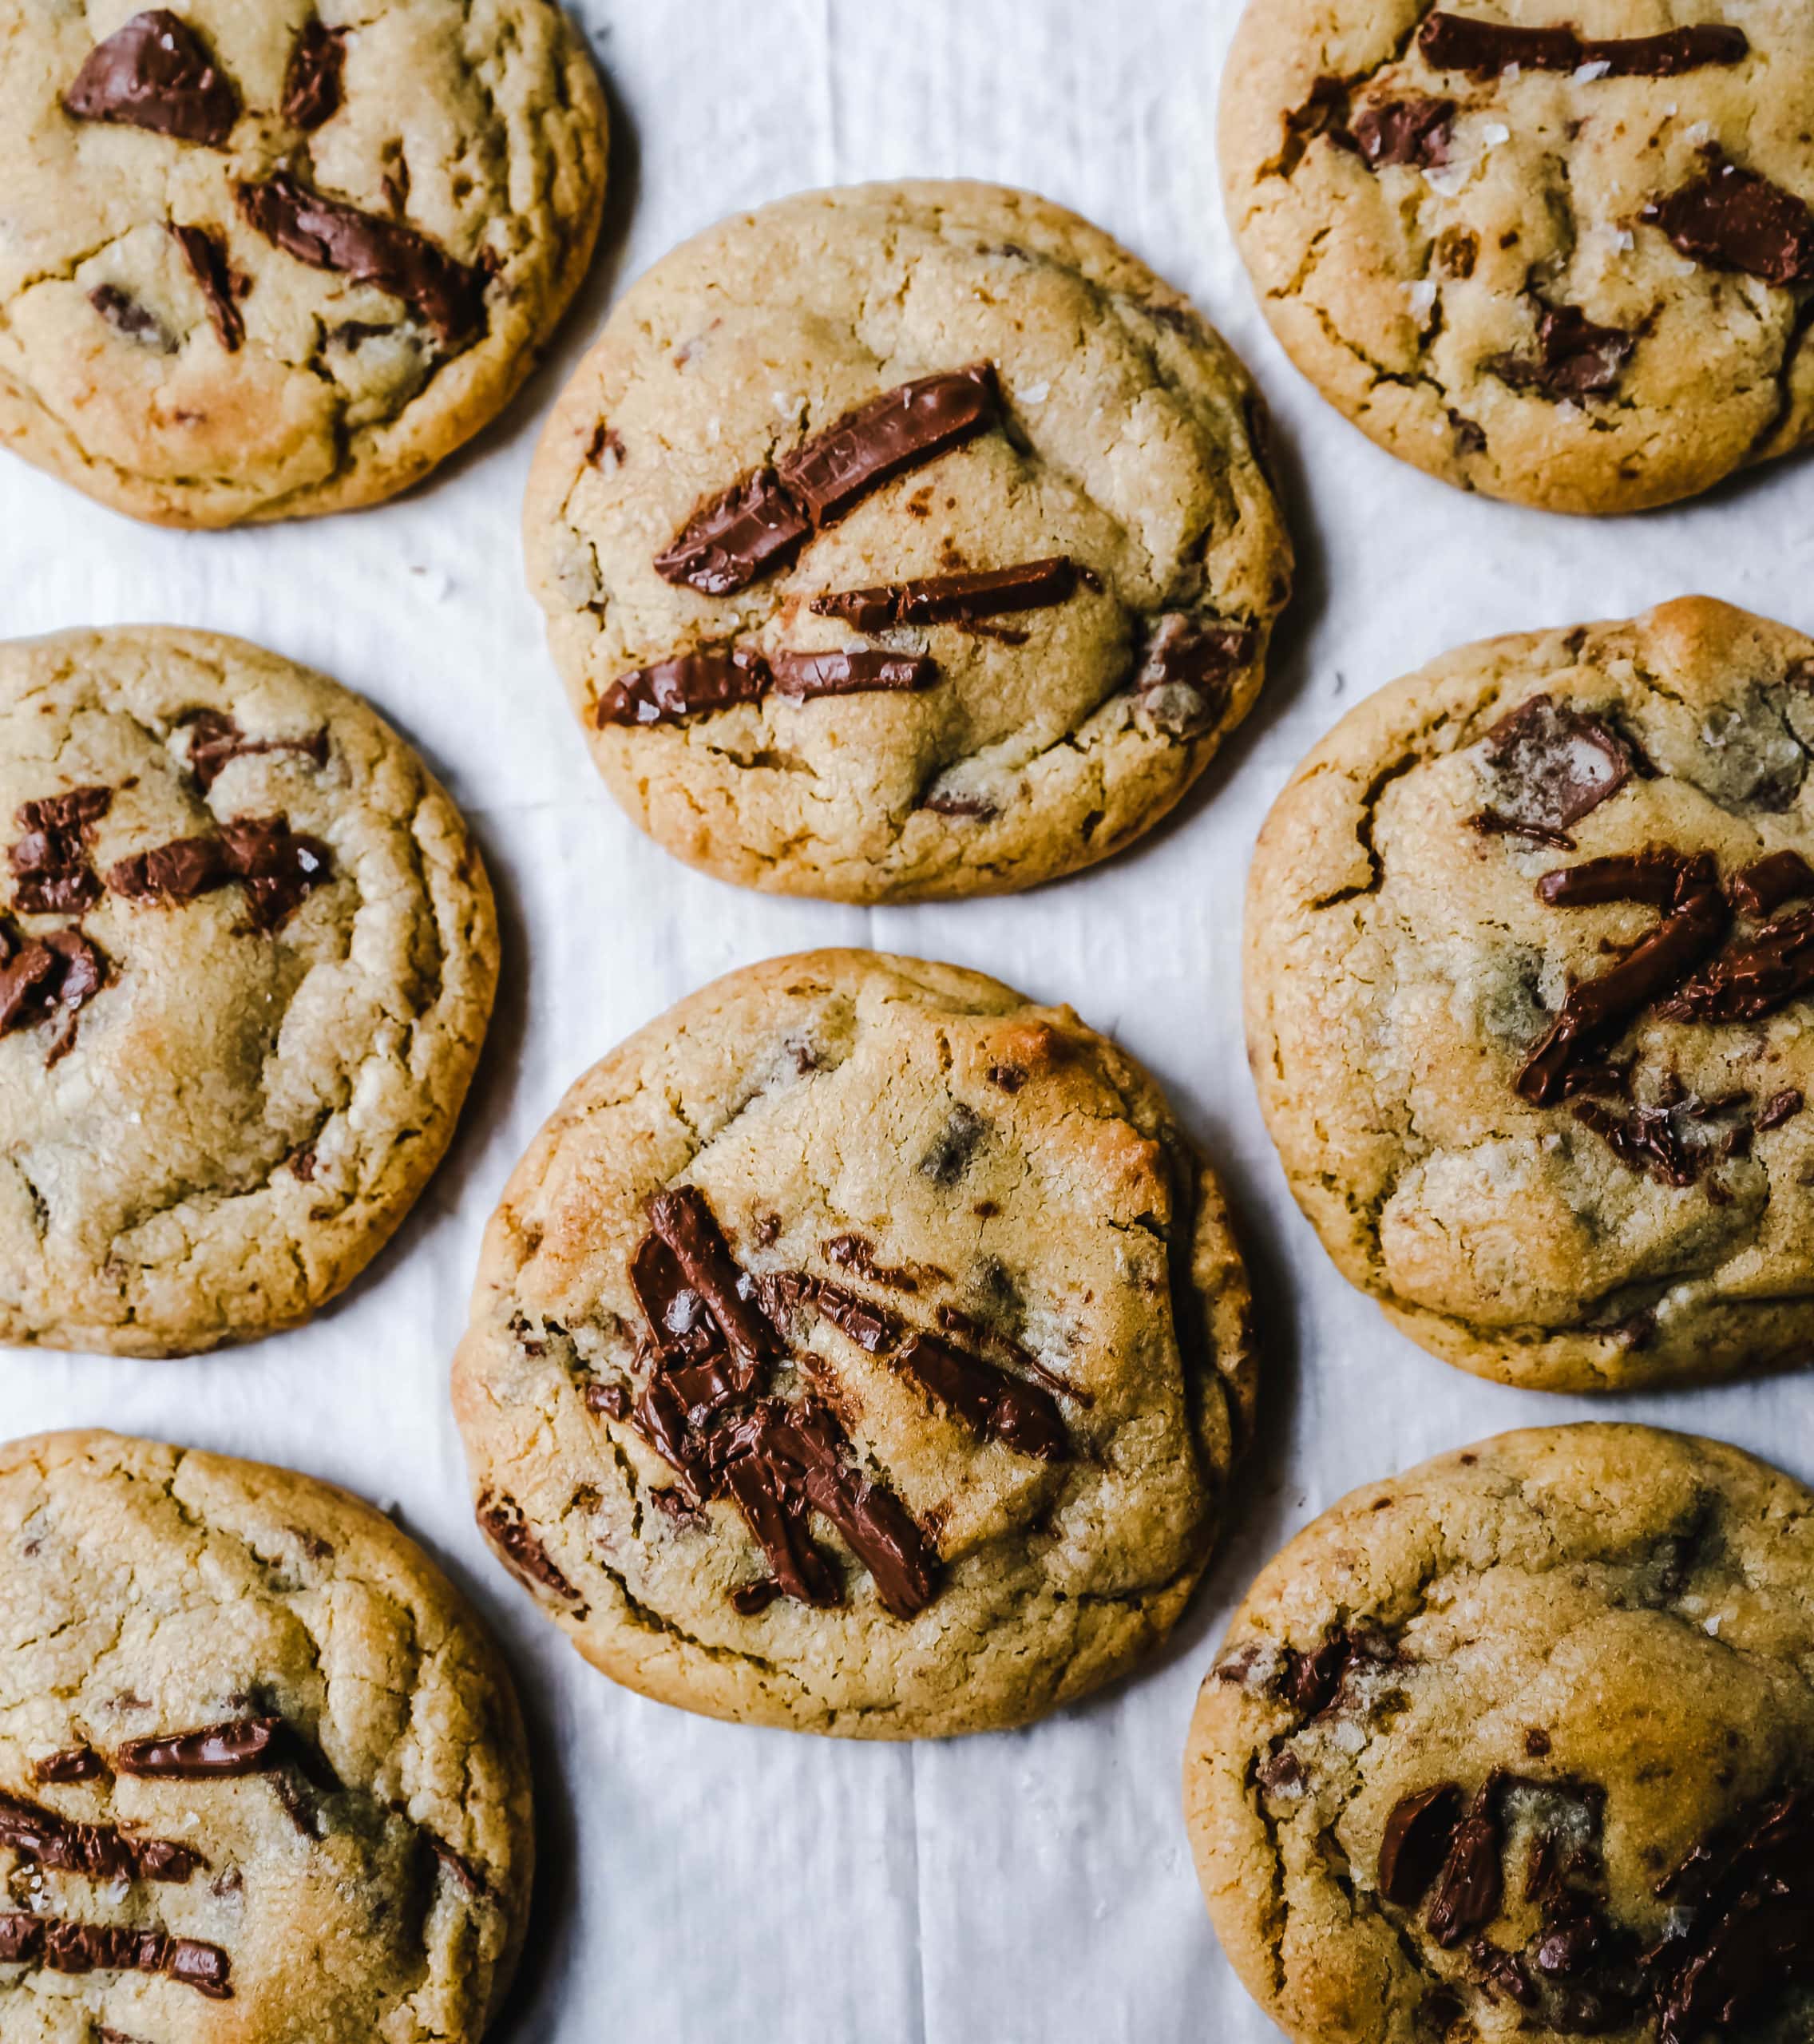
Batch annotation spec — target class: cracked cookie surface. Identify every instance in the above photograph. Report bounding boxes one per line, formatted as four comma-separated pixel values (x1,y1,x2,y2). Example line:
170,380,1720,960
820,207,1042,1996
0,0,608,528
0,1428,533,2043
1220,2,1814,514
522,180,1292,903
1247,596,1814,1392
451,949,1257,1737
1,626,498,1357
1185,1424,1814,2044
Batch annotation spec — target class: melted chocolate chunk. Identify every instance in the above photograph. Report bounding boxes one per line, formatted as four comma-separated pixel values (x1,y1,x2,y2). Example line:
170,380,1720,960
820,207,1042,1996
769,1274,901,1356
1758,1087,1804,1130
0,919,109,1063
1428,1777,1507,1949
183,709,328,792
1135,615,1256,735
917,1103,988,1186
1420,14,1748,79
170,224,244,351
810,557,1079,632
824,1234,944,1293
10,786,111,916
1572,1095,1729,1187
1491,305,1637,400
237,172,487,343
107,816,331,931
0,1790,204,1884
596,649,770,727
1352,97,1456,170
1380,1784,1466,1907
475,1494,588,1614
89,286,167,348
647,1186,774,1381
1538,849,1697,909
0,1913,231,1997
770,650,938,698
778,364,1000,529
1476,695,1636,838
282,19,347,129
893,1333,1069,1462
116,1718,281,1779
106,834,226,905
655,472,811,596
63,10,240,145
1644,152,1814,289
34,1746,104,1785
630,1233,724,1369
1658,905,1814,1024
1731,849,1814,917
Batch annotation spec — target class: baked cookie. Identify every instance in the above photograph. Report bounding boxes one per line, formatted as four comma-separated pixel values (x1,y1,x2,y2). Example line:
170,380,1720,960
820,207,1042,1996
1220,2,1814,514
0,1,608,527
524,180,1291,902
1186,1424,1814,2044
1,626,497,1357
452,949,1256,1737
0,1429,533,2043
1247,596,1814,1392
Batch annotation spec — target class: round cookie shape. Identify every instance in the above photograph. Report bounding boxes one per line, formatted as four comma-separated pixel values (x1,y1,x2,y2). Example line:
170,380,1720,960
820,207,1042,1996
0,1,608,527
1,626,498,1357
0,1430,533,2043
1247,596,1814,1392
524,180,1292,903
452,949,1256,1737
1185,1424,1814,2044
1220,2,1814,514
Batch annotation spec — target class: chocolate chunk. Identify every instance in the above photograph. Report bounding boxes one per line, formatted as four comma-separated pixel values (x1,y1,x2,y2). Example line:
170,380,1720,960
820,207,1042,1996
823,1234,943,1293
1535,1911,1605,1977
89,285,167,348
655,471,811,596
921,790,999,820
1428,1777,1507,1949
1491,305,1636,400
1538,849,1697,909
1477,695,1636,838
1282,1633,1351,1717
108,816,331,932
0,918,109,1062
730,1579,782,1615
34,1746,104,1785
116,1717,282,1779
282,19,347,129
1135,614,1255,736
810,557,1079,632
1758,1088,1804,1131
64,10,240,146
475,1493,587,1614
182,709,328,791
1525,1728,1554,1758
1644,152,1814,290
1420,14,1748,79
1573,1099,1710,1187
107,834,226,905
1658,905,1814,1024
770,649,938,699
1257,1748,1305,1795
1352,97,1456,170
0,1913,230,1996
586,1380,631,1421
782,1276,901,1356
0,1790,204,1884
1730,849,1814,918
630,1233,724,1369
10,786,110,917
893,1333,1069,1461
647,1186,774,1382
169,225,244,351
1520,856,1729,1103
237,172,487,344
777,364,1000,528
1471,1939,1539,2008
917,1103,987,1186
935,1303,1087,1407
1380,1784,1467,1907
596,649,770,727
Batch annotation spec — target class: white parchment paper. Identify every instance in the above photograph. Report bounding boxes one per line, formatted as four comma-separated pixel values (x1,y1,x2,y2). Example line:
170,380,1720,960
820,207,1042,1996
5,3,1812,2038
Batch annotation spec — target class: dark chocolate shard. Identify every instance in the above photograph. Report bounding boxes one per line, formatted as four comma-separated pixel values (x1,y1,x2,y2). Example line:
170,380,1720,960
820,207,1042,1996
1731,850,1814,917
1477,694,1636,839
810,557,1079,632
758,1273,901,1356
475,1493,588,1614
1537,849,1696,909
236,172,487,343
630,1232,726,1369
34,1746,104,1785
116,1718,281,1779
0,1912,231,1997
646,1186,774,1381
1758,1087,1804,1131
778,364,1000,528
1644,152,1814,290
170,225,244,351
106,834,227,905
1135,614,1256,736
63,10,240,146
1490,305,1636,400
1380,1784,1467,1907
282,19,347,130
824,1234,946,1293
893,1333,1070,1461
10,786,111,917
770,649,938,699
1658,905,1814,1024
89,286,168,349
1420,14,1748,79
0,1789,205,1884
1353,97,1456,170
1428,1777,1507,1949
655,471,811,596
181,709,328,791
596,648,770,727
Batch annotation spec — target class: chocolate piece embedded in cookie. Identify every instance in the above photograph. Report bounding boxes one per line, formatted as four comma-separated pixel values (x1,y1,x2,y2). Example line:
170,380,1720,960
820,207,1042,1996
454,949,1256,1736
63,10,240,146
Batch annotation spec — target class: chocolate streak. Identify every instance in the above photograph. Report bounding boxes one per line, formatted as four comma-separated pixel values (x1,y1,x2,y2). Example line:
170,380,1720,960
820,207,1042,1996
282,20,347,129
810,557,1079,632
0,1911,230,1998
893,1334,1069,1462
115,1719,281,1779
653,473,810,598
0,1790,204,1884
63,10,240,146
476,1493,588,1614
770,651,937,699
1419,14,1749,78
596,649,769,727
1644,151,1814,290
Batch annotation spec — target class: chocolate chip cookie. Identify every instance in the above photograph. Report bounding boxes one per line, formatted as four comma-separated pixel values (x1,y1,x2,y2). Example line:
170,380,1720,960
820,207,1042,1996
1221,2,1814,513
1186,1423,1814,2044
0,1428,533,2042
524,180,1291,901
452,949,1256,1737
0,2,608,527
1247,596,1814,1392
2,626,497,1357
